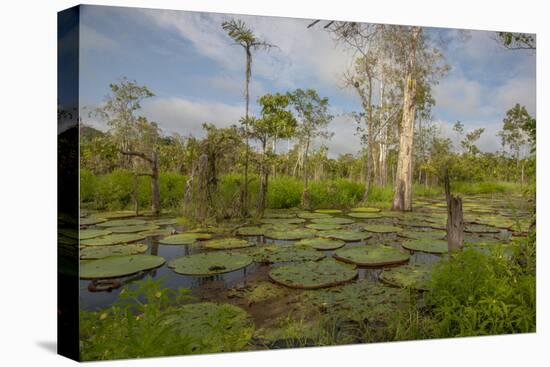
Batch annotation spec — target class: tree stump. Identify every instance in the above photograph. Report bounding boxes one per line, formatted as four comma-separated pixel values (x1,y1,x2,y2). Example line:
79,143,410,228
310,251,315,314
444,171,464,252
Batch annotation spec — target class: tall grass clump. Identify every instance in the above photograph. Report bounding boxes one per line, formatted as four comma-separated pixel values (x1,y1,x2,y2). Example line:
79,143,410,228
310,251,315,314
267,176,302,209
308,179,363,209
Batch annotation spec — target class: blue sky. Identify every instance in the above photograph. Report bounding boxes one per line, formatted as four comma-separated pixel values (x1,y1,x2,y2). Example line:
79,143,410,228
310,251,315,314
79,5,536,157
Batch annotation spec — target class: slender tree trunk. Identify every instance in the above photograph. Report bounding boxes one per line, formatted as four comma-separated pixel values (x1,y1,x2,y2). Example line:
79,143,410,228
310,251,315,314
362,77,374,202
150,151,160,216
241,48,252,218
257,140,268,217
302,137,311,209
392,27,421,212
445,170,464,252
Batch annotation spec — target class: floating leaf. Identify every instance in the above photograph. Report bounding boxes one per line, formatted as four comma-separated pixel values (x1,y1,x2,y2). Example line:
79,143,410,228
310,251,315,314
269,258,357,289
350,207,381,213
149,218,177,226
380,264,432,291
260,218,305,225
305,223,342,231
80,233,146,247
80,243,148,260
236,226,265,236
347,212,382,219
97,219,146,227
108,224,160,234
317,230,370,242
315,209,343,214
295,238,345,250
264,228,317,240
168,252,252,275
334,245,410,267
159,233,212,245
251,244,324,263
402,230,446,240
363,224,403,233
297,212,332,219
311,217,355,225
402,239,448,254
202,237,254,250
80,217,107,226
79,229,112,240
80,255,165,279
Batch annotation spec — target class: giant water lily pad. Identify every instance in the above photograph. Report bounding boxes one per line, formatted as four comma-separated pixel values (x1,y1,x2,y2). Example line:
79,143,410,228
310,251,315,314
402,239,448,254
168,252,252,275
251,244,324,263
93,211,137,219
79,243,149,260
263,212,297,219
80,233,146,246
80,255,165,279
350,207,381,213
295,238,345,250
161,303,254,353
80,217,107,226
347,212,383,219
305,223,342,231
97,219,146,227
149,218,177,226
159,232,212,245
334,245,410,267
315,209,342,214
297,212,331,219
260,218,305,225
264,228,317,240
203,237,254,250
317,230,370,242
108,224,160,234
269,258,357,289
402,230,446,240
311,217,355,225
465,223,500,234
380,264,432,291
79,229,112,240
236,226,265,236
363,224,403,233
139,228,176,237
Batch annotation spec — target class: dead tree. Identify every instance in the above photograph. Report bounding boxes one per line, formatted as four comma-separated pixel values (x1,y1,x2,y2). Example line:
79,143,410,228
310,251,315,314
444,170,464,252
195,153,209,223
121,150,160,216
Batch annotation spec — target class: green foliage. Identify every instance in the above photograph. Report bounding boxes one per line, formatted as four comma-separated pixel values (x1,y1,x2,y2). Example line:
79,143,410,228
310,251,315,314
427,247,536,337
308,179,364,209
267,176,303,208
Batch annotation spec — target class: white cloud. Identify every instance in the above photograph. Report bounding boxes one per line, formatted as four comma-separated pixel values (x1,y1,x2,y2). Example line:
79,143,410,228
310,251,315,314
434,77,486,118
434,119,503,153
494,77,536,117
140,97,244,137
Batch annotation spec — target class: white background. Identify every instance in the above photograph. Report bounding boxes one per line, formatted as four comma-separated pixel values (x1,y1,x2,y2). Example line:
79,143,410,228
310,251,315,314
0,0,547,365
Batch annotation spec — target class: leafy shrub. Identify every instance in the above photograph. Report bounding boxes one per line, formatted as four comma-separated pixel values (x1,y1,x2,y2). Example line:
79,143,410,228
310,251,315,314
268,176,303,209
309,179,363,209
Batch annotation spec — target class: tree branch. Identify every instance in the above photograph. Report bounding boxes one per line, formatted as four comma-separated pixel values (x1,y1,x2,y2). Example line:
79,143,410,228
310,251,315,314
120,150,153,163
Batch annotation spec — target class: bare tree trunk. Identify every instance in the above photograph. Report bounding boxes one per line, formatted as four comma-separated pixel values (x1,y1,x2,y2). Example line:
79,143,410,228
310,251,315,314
445,170,464,252
196,153,209,223
150,151,160,216
240,47,252,218
132,174,139,216
302,137,311,209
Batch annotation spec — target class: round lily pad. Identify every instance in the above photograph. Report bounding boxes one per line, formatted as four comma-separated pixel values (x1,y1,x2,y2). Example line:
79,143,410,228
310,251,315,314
465,223,501,234
402,230,446,240
268,258,358,289
80,255,165,279
80,233,146,246
97,219,146,227
93,211,137,219
168,252,252,275
263,212,297,219
311,217,355,225
202,237,254,250
236,226,265,236
315,209,342,214
297,212,331,219
161,303,254,353
380,264,432,291
108,224,160,234
79,229,112,240
159,233,212,245
295,238,345,250
251,244,324,263
402,239,448,254
347,212,382,219
79,243,149,260
305,223,342,230
334,245,410,267
139,228,176,237
260,218,305,225
317,230,370,242
350,207,381,213
264,228,317,240
80,217,107,226
149,218,177,226
363,224,403,233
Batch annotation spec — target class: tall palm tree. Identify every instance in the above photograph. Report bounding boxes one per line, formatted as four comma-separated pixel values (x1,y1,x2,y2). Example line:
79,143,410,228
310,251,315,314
222,19,275,217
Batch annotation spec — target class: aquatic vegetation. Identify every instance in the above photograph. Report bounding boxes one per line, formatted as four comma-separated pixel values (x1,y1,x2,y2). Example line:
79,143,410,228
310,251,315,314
305,223,343,230
347,212,382,219
263,212,297,219
260,218,305,225
80,217,107,226
251,244,324,263
295,238,345,250
402,230,446,240
464,223,500,234
80,255,165,279
149,218,177,226
402,239,448,254
297,211,332,219
310,217,355,225
108,224,160,233
269,258,358,289
334,245,410,267
350,207,381,213
159,232,212,245
228,281,287,303
80,243,149,260
315,209,342,214
380,264,433,291
363,224,403,233
80,233,146,246
264,228,317,240
139,228,176,237
79,229,113,240
236,226,265,236
202,237,254,250
317,230,370,242
93,211,137,219
168,252,253,275
97,219,147,227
